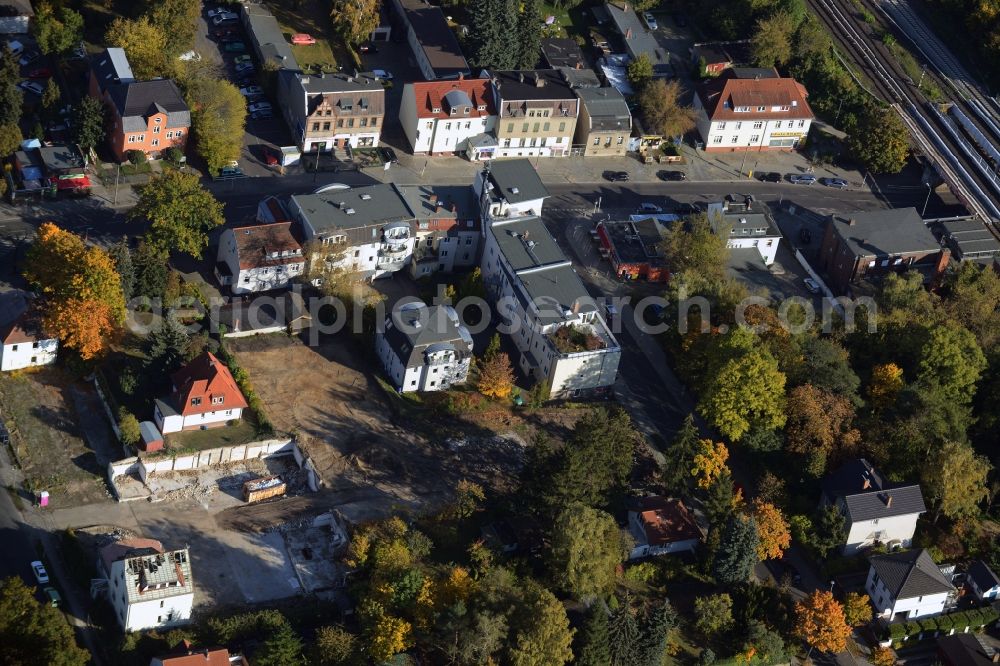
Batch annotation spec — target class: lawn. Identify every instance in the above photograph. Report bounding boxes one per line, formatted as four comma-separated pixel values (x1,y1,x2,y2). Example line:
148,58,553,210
160,415,262,455
266,0,354,72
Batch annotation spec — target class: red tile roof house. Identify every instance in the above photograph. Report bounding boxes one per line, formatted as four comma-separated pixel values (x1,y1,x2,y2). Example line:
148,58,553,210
399,77,497,157
693,67,814,152
153,352,248,434
151,642,247,666
0,290,58,372
88,48,191,161
627,496,704,559
215,220,305,294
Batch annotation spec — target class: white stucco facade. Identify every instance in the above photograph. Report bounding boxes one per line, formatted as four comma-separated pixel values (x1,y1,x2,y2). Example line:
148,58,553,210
106,550,194,632
693,90,811,151
866,568,949,621
400,83,497,155
0,338,57,371
154,404,242,434
375,336,471,393
845,514,920,556
472,169,546,220
217,228,305,295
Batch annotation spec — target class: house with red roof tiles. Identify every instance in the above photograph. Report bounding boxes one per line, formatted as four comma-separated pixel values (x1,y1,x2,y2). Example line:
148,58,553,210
153,352,248,434
216,219,304,294
627,496,704,559
0,290,57,372
400,77,497,158
151,642,247,666
693,67,814,152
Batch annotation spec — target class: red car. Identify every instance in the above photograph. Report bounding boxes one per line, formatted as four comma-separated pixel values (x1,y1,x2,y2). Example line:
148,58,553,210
291,33,316,45
27,67,52,78
263,147,279,166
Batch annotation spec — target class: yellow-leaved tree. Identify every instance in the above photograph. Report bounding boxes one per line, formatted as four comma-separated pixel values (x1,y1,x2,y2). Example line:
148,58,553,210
795,590,851,653
477,351,515,400
751,498,791,561
691,440,729,489
867,362,904,410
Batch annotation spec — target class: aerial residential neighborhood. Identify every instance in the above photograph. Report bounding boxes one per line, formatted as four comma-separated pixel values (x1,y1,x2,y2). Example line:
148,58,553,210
2,0,1000,664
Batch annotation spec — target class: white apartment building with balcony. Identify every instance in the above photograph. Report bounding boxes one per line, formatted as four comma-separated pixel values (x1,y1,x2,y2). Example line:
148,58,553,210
376,302,474,392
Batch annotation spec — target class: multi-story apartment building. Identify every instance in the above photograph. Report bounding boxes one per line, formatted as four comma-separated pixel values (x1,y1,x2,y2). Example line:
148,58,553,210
216,220,305,295
396,184,480,277
277,70,385,153
376,302,473,393
491,70,579,158
693,68,813,152
706,198,783,266
99,539,194,632
400,77,497,157
391,0,470,80
472,158,550,219
574,86,631,156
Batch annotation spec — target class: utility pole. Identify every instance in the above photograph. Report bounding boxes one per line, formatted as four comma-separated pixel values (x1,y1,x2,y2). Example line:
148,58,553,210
113,162,120,205
594,195,602,213
922,182,932,217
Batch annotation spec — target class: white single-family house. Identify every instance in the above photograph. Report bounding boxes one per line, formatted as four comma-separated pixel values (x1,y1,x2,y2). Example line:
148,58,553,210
627,496,704,560
216,215,305,294
154,352,248,434
0,290,58,372
99,538,194,632
821,459,926,555
375,302,473,392
866,549,954,621
706,197,782,266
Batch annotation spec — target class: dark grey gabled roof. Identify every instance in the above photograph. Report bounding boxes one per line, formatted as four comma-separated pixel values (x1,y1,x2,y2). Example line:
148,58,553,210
576,86,631,131
968,560,1000,592
90,47,134,95
107,79,190,132
382,304,472,368
291,184,415,238
869,549,953,600
822,458,926,523
486,158,550,205
828,208,940,258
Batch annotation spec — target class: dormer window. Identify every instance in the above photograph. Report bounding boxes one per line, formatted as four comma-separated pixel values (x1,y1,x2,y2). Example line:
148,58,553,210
477,104,486,111
432,107,441,113
191,397,202,406
450,107,457,115
212,396,224,405
154,117,161,123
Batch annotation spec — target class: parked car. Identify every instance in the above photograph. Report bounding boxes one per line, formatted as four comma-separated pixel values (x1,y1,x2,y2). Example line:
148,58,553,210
18,80,44,96
235,64,255,75
31,561,49,584
223,42,246,53
218,164,243,178
657,169,686,181
379,146,398,164
213,12,238,25
789,173,817,185
239,85,264,97
638,202,663,213
26,67,52,79
264,147,279,166
372,68,393,80
233,55,252,66
757,171,781,183
248,102,272,114
43,587,62,607
803,277,821,294
0,421,9,445
251,109,273,120
642,12,658,29
291,33,316,45
674,202,700,215
18,50,39,67
821,177,849,189
206,7,229,17
603,170,629,182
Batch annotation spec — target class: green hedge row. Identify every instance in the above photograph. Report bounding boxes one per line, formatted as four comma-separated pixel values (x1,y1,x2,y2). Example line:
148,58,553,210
217,343,273,436
885,607,999,640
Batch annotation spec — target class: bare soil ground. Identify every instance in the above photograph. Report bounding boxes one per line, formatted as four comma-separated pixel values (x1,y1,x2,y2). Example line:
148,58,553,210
227,333,588,525
0,369,115,507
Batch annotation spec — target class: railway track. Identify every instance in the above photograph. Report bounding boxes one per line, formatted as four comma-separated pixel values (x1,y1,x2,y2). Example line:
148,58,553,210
807,0,1000,222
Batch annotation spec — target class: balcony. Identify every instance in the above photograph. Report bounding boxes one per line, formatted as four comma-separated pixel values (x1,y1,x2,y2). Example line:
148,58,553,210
548,324,607,354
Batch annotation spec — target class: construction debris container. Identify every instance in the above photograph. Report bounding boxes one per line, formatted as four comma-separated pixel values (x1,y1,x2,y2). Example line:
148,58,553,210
242,475,286,503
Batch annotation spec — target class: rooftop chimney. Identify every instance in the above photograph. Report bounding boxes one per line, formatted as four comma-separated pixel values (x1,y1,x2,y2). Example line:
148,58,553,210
626,28,633,40
885,494,893,508
519,72,524,83
572,299,581,314
848,218,857,226
862,476,871,490
451,202,458,212
459,72,464,81
535,76,545,88
429,193,438,204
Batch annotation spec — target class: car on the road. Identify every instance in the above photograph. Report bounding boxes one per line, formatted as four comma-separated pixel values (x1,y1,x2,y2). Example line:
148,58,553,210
233,55,252,66
248,101,272,114
657,169,686,181
18,80,44,95
821,177,849,189
31,561,49,584
217,164,243,178
291,33,317,45
803,277,821,294
642,12,658,29
212,12,238,25
379,146,398,164
239,85,264,97
372,68,393,80
251,109,273,120
788,173,817,185
43,587,62,607
26,67,52,78
223,41,247,53
603,170,629,182
235,62,255,74
263,147,280,166
638,202,663,213
206,7,229,18
757,171,781,183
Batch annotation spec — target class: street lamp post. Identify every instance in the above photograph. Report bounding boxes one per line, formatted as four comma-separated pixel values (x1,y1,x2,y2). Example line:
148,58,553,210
922,182,933,217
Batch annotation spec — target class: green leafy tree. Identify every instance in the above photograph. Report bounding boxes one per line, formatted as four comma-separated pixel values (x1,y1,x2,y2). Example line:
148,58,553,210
942,261,1000,349
608,600,641,666
130,170,224,257
784,384,861,477
660,413,701,491
118,408,141,446
149,0,200,58
713,515,759,584
813,504,847,558
41,79,61,120
660,213,730,279
313,625,357,665
516,0,543,69
73,96,106,155
331,0,380,44
699,344,787,441
916,323,986,404
31,3,84,55
0,576,89,666
184,74,247,176
627,53,654,88
468,0,520,69
743,621,786,663
0,122,22,156
0,46,22,126
146,310,190,378
256,622,304,665
506,580,574,666
796,337,861,401
752,12,796,67
848,104,910,174
704,468,739,527
549,504,627,598
575,605,611,666
105,17,168,79
694,593,734,636
639,78,696,139
922,440,991,521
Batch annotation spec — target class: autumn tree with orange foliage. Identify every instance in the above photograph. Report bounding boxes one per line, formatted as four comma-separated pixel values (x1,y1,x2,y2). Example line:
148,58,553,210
867,362,904,411
784,383,861,477
477,351,515,400
751,498,791,560
691,440,729,489
23,223,125,359
795,590,851,653
870,645,897,666
842,591,873,626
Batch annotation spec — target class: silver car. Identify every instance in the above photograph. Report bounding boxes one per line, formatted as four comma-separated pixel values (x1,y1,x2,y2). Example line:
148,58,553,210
789,173,817,185
822,177,849,189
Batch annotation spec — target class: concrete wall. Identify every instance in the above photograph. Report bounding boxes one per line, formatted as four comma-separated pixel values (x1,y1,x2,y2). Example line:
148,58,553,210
140,438,295,474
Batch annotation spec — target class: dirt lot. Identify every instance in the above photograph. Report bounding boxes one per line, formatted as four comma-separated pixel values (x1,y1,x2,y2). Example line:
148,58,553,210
0,368,117,507
228,333,585,524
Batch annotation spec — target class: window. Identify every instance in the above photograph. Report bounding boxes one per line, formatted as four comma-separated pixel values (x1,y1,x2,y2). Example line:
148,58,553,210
593,137,600,145
127,135,135,143
191,397,202,406
322,122,331,131
426,121,433,129
753,121,763,129
166,131,174,138
522,123,529,132
325,109,332,116
152,125,160,134
507,123,513,132
243,276,250,283
312,122,320,131
212,396,224,405
10,344,16,351
151,139,159,147
465,236,472,245
430,381,436,386
757,106,765,111
798,120,805,127
735,122,742,130
360,118,368,127
32,342,38,349
175,130,182,138
731,135,739,143
559,122,565,132
750,134,759,142
712,136,723,144
464,122,470,129
503,138,511,147
543,122,550,131
337,119,344,128
371,118,377,127
30,356,36,363
617,136,624,144
445,122,451,130
154,117,161,123
717,122,726,130
348,119,354,127
774,121,782,129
